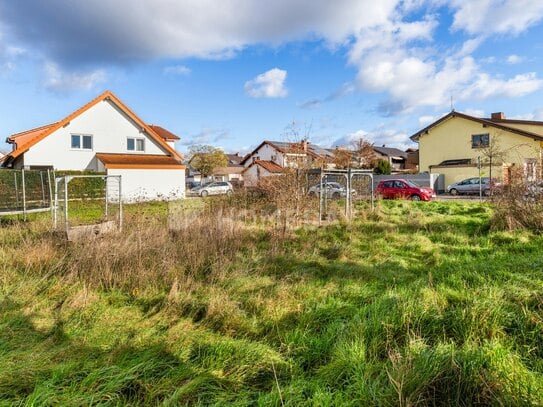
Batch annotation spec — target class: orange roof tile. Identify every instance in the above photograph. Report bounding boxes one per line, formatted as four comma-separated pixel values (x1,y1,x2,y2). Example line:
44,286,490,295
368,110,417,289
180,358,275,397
96,153,185,169
3,90,182,166
251,160,284,173
148,125,180,141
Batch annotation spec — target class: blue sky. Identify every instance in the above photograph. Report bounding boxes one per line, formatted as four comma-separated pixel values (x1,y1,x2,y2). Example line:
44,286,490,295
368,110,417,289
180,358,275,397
1,0,543,156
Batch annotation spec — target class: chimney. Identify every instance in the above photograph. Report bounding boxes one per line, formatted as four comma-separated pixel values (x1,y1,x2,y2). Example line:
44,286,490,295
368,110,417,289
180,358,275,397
302,140,308,152
491,112,506,121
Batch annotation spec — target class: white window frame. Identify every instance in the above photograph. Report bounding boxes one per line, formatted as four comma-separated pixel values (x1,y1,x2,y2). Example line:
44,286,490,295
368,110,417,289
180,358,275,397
127,137,145,152
71,134,93,151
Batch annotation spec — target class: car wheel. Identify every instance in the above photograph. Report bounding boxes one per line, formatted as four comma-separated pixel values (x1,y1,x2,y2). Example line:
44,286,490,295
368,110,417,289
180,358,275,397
308,191,316,197
483,189,491,196
410,194,421,201
332,192,340,199
226,190,233,197
449,188,458,196
201,190,208,198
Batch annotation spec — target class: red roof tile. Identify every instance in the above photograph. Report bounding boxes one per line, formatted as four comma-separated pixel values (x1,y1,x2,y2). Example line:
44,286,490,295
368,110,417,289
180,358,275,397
148,125,180,141
96,153,185,169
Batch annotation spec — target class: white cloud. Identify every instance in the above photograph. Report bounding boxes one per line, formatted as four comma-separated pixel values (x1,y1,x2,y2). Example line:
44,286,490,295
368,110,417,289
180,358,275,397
462,72,543,100
506,54,524,64
244,68,288,98
418,115,437,126
1,1,543,108
510,108,543,121
464,108,485,117
163,65,191,76
332,128,413,150
450,0,543,36
43,62,106,93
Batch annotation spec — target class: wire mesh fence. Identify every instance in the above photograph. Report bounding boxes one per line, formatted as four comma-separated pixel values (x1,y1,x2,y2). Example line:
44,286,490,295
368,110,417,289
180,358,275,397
0,169,53,216
54,175,122,236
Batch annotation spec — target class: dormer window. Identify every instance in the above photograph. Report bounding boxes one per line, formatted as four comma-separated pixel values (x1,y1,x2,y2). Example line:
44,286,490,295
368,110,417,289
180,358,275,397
127,137,145,152
71,134,93,150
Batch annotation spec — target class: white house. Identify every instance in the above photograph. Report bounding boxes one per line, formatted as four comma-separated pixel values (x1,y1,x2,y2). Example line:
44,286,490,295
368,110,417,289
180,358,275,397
240,140,334,186
2,90,186,201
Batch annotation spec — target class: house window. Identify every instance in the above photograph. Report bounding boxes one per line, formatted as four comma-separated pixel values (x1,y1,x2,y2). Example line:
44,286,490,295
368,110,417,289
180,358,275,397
127,137,145,152
71,134,93,150
472,133,489,148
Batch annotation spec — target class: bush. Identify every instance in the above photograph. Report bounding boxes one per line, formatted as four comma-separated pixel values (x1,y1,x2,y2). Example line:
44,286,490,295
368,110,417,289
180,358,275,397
374,159,392,175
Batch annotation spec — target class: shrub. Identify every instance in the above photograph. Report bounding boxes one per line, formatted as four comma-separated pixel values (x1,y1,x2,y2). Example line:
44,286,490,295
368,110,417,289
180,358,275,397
374,159,392,175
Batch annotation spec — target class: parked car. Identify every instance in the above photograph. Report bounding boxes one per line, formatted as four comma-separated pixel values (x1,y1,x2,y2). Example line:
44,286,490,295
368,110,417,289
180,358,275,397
191,181,233,197
308,182,356,199
185,181,201,190
524,181,543,199
376,179,435,201
447,177,500,196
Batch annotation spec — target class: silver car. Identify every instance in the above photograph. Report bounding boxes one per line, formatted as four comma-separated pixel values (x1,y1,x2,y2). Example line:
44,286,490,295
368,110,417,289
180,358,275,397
308,182,356,199
192,181,233,197
447,177,498,196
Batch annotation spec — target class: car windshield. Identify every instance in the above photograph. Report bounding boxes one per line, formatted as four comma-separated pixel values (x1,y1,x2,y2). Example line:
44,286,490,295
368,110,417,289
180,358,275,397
404,180,420,187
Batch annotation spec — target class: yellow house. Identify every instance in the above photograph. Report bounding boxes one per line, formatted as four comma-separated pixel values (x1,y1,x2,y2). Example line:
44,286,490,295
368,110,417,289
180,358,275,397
410,111,543,189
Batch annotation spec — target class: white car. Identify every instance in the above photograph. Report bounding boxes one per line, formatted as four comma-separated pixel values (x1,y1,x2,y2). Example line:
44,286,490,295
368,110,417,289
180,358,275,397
308,182,356,199
192,181,233,197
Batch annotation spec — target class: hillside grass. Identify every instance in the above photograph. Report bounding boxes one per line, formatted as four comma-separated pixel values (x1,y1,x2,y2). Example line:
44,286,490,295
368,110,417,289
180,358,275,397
1,200,543,405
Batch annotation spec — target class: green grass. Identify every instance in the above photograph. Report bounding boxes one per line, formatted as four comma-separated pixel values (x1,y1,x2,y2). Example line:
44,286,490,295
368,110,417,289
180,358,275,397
1,200,543,405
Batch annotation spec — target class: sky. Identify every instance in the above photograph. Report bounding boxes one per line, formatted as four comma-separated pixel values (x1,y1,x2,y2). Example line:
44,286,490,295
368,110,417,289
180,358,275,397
1,0,543,156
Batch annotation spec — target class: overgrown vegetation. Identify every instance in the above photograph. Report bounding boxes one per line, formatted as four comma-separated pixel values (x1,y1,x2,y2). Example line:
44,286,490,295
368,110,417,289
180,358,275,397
1,199,543,405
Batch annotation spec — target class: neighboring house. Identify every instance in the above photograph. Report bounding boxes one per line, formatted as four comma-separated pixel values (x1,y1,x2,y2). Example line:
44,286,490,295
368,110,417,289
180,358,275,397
240,140,335,186
243,160,284,186
405,148,419,170
186,152,244,185
372,146,408,170
212,153,245,185
411,111,543,187
2,90,186,201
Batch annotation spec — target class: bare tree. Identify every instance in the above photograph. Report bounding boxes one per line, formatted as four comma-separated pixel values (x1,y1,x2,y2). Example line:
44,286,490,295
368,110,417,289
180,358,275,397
352,137,377,169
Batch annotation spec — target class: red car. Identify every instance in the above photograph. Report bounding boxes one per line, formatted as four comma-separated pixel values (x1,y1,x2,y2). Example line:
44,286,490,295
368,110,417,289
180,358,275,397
376,179,436,201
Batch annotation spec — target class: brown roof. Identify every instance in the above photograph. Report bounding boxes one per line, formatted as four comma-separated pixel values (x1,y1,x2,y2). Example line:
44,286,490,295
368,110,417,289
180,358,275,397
3,90,182,166
247,160,284,173
410,111,543,142
240,140,335,165
96,153,185,169
148,125,180,141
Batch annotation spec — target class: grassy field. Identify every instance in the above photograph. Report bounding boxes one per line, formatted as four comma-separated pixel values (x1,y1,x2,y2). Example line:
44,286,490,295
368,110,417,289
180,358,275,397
1,200,543,405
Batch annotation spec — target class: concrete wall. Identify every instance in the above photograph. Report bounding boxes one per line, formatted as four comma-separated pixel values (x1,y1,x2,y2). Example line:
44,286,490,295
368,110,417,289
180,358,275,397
107,168,185,202
23,99,167,170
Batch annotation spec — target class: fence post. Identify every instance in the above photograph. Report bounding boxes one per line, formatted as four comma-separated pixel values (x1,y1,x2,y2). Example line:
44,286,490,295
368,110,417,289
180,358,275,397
118,175,123,231
14,172,19,211
64,177,69,233
22,169,27,221
48,170,54,223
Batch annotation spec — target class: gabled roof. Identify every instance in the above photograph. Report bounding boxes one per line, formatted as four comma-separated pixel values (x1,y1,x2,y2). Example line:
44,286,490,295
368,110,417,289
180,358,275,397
373,146,407,159
243,160,284,173
3,90,182,166
410,111,543,142
240,140,334,165
226,153,243,165
148,125,180,141
96,153,185,169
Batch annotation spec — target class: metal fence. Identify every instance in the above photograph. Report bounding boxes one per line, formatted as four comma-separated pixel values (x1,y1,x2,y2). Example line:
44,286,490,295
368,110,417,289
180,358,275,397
54,175,122,236
0,169,53,218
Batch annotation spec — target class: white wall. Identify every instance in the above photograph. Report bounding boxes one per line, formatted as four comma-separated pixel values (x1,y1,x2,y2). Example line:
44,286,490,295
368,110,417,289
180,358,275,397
23,99,168,170
107,168,185,202
243,144,284,167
